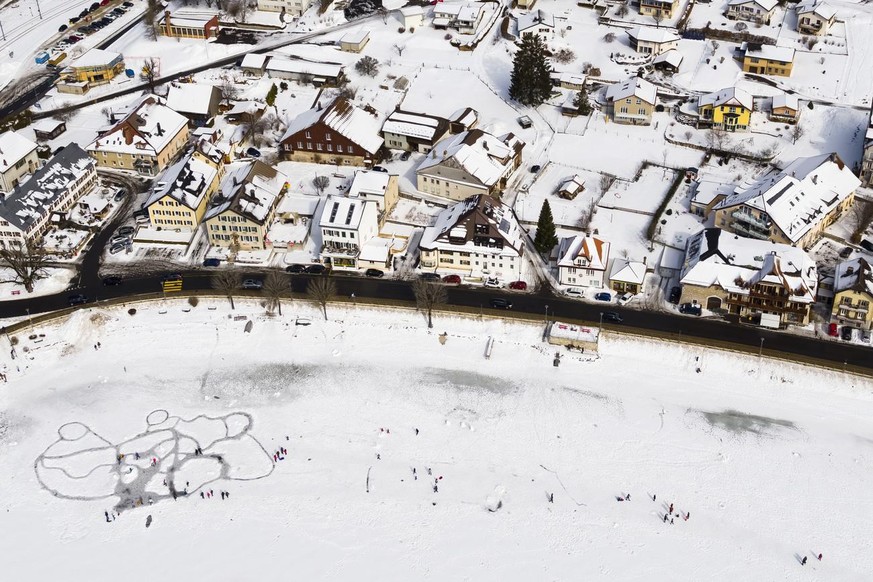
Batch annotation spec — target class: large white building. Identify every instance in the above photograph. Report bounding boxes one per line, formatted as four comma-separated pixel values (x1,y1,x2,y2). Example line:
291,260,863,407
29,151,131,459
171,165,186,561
257,0,311,16
556,235,610,288
318,195,381,270
0,131,39,192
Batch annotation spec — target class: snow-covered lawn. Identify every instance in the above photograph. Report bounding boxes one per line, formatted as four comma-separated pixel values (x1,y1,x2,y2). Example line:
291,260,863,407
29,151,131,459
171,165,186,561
0,266,75,299
2,301,871,579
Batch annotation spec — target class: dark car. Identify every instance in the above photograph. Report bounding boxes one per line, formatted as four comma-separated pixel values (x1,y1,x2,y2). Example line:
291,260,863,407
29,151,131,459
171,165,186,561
399,151,411,161
113,7,125,14
530,164,541,173
68,294,88,306
79,9,90,17
245,147,261,158
594,292,611,302
102,275,123,286
242,278,263,290
306,264,327,275
668,286,681,304
69,16,80,24
117,225,135,236
90,2,100,10
372,165,388,173
58,24,68,32
123,1,134,6
601,311,623,323
161,273,183,283
839,246,853,259
679,302,702,316
860,239,873,253
419,272,441,282
285,264,306,274
365,268,384,278
489,298,513,309
841,326,854,341
203,258,221,267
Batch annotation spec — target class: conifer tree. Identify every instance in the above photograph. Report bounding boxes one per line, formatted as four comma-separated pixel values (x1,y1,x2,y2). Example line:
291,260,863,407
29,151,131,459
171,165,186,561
533,200,558,255
509,34,552,107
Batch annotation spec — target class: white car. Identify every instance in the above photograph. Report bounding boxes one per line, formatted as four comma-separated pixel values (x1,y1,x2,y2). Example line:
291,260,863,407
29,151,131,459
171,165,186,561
564,288,584,298
617,292,635,305
484,277,501,288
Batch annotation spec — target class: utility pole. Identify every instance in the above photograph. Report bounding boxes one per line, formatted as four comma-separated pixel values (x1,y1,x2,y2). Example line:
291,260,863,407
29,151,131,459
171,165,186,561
758,337,764,358
0,21,5,41
544,304,548,323
35,0,43,19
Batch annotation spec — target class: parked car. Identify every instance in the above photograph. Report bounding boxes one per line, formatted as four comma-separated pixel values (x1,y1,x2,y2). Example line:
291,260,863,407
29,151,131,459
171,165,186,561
90,2,100,10
668,286,681,304
285,264,306,274
108,243,129,255
419,272,441,282
58,24,68,32
860,239,873,253
399,151,411,161
489,298,513,310
365,268,384,278
442,274,461,284
861,329,871,344
564,287,583,298
100,0,111,6
109,234,131,246
203,258,221,267
113,187,126,201
679,302,702,316
508,280,527,291
246,147,261,158
102,275,122,286
484,277,501,288
617,292,635,305
68,294,88,306
161,273,183,283
839,246,853,259
594,292,611,302
841,326,854,341
306,264,327,275
117,225,135,236
123,1,134,6
530,164,541,173
372,165,388,173
827,322,839,337
242,278,263,290
69,16,80,24
601,311,623,323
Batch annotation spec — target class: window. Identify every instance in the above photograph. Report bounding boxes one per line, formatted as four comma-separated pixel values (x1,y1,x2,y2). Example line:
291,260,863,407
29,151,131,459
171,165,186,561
337,144,343,153
325,133,331,141
347,146,353,154
297,141,303,149
327,144,332,152
305,131,311,138
316,143,323,151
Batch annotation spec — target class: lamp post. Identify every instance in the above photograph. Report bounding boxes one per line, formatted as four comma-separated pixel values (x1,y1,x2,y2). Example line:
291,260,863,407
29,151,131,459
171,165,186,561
759,337,764,358
544,304,548,323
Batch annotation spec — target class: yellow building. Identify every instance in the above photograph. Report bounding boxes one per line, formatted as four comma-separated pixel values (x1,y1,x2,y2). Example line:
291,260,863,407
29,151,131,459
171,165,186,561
146,145,224,231
697,87,753,131
831,258,873,330
639,0,679,19
740,43,795,77
68,49,124,86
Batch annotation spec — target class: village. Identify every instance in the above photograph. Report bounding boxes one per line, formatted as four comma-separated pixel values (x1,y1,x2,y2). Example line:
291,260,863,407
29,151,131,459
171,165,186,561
0,0,871,345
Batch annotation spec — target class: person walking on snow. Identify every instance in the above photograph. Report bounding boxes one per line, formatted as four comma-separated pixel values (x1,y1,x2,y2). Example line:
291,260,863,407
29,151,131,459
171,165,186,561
669,503,673,514
817,553,822,561
801,556,808,566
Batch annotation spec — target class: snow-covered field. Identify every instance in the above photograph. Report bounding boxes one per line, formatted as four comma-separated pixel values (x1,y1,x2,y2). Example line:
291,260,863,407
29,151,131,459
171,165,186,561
1,301,871,580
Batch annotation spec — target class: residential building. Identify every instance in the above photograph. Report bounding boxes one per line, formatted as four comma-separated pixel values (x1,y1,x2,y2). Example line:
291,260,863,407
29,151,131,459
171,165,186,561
556,235,610,288
240,53,269,76
517,10,554,42
626,27,680,56
165,83,222,127
399,6,424,29
689,180,731,218
257,0,311,17
739,43,795,77
381,109,450,153
831,258,873,330
605,77,657,125
203,160,289,251
279,98,383,166
339,30,370,52
416,129,524,201
726,0,777,25
0,144,97,247
557,175,585,200
609,258,647,294
432,2,484,34
145,146,223,232
157,10,220,39
87,96,190,176
770,93,800,123
653,49,684,73
319,195,381,269
796,1,836,36
713,153,859,248
517,0,537,7
697,86,753,131
448,107,479,133
680,228,817,325
0,131,39,192
861,110,873,187
68,49,124,86
264,57,344,84
347,170,399,222
639,0,679,19
419,194,524,280
32,119,66,142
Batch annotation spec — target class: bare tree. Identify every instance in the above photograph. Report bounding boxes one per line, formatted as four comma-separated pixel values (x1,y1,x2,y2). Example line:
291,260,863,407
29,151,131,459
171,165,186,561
144,0,161,41
0,241,50,293
706,127,728,152
100,106,112,122
599,173,616,194
553,48,576,64
652,11,665,27
142,58,159,90
355,56,379,77
242,115,270,147
219,78,240,106
791,122,806,145
263,270,289,315
412,278,448,329
53,106,77,122
307,277,336,320
312,175,330,195
851,200,873,243
393,44,406,57
212,270,240,310
617,2,629,18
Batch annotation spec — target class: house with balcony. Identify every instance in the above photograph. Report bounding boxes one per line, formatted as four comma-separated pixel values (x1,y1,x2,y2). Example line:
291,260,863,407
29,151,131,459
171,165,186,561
517,10,555,43
796,1,836,36
605,77,657,125
347,170,399,224
87,95,190,176
831,258,873,330
416,129,524,202
0,130,39,192
697,86,753,131
726,0,778,25
679,228,818,325
712,153,859,248
739,43,795,77
419,194,524,280
556,235,610,288
770,93,800,123
626,27,680,56
381,109,451,153
432,3,485,34
318,195,382,270
639,0,679,19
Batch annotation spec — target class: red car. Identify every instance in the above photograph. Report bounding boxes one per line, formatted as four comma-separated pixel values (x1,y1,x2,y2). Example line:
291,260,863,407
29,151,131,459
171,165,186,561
100,0,111,5
509,280,527,291
827,323,839,337
442,274,461,284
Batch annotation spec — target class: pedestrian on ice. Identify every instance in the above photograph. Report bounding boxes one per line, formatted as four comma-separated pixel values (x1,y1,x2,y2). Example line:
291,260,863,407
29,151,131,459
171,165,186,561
669,503,673,514
801,556,808,566
817,553,822,561
200,492,204,499
548,493,554,503
663,514,668,523
415,428,419,436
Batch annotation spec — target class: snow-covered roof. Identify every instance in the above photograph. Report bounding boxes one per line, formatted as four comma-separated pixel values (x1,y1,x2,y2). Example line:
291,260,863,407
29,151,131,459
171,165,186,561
88,95,189,158
0,131,37,174
434,2,482,20
0,144,94,233
280,98,383,155
796,0,835,19
714,153,860,244
31,118,65,134
417,129,524,188
558,175,585,196
348,170,391,199
158,9,218,27
691,180,732,207
224,101,266,118
605,77,657,105
609,259,646,285
653,49,683,68
420,194,523,258
680,228,817,302
557,235,610,270
340,29,370,44
319,195,369,229
698,86,754,111
146,152,218,210
626,26,680,44
276,191,320,216
165,84,219,117
70,48,122,69
742,43,795,63
833,258,873,296
265,57,343,79
400,6,424,16
518,10,555,32
240,53,268,69
772,93,799,111
204,160,287,225
449,107,478,129
549,321,599,344
729,0,777,10
382,110,448,142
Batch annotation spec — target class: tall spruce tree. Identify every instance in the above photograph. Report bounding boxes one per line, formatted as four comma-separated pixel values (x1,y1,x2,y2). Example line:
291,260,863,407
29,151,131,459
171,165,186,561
574,89,592,115
533,200,558,255
509,34,552,107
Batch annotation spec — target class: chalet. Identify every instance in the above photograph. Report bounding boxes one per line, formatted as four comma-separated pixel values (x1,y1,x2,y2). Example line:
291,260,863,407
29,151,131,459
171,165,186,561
557,175,585,200
517,10,555,42
726,0,778,25
697,86,753,131
739,43,795,77
770,93,800,123
556,235,610,288
381,110,450,153
626,27,680,56
831,258,873,330
165,83,222,127
796,1,836,36
0,131,39,192
605,77,657,125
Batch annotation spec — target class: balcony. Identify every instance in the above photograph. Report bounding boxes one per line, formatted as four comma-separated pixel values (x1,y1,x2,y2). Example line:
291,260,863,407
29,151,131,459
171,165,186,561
731,209,770,230
731,220,770,240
